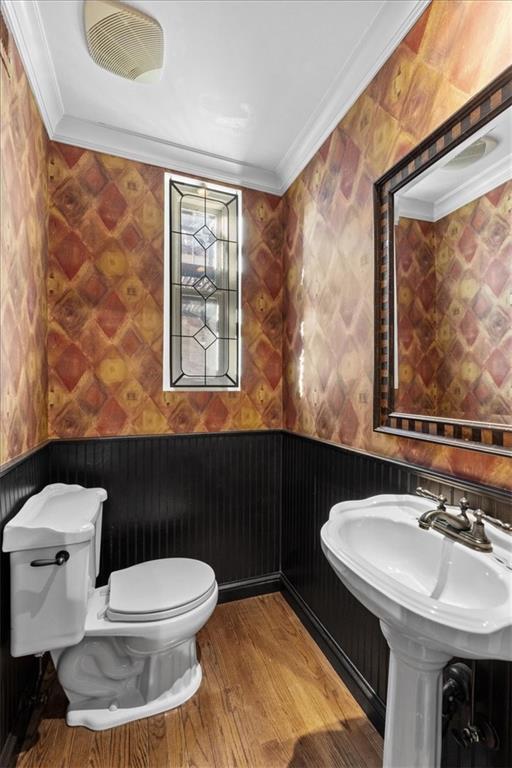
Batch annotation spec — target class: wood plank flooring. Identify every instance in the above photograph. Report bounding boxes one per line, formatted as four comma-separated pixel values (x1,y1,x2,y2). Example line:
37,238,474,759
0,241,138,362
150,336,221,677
14,593,383,768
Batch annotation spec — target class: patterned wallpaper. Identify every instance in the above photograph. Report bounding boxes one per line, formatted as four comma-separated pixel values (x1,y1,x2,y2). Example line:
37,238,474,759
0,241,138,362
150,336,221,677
283,0,512,490
0,14,48,467
2,0,511,491
47,145,283,437
395,217,438,417
396,180,512,424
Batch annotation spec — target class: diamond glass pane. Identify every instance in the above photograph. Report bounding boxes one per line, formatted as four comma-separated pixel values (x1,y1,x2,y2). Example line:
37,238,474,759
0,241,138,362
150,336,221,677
194,225,217,249
194,275,217,299
167,177,240,389
194,325,216,349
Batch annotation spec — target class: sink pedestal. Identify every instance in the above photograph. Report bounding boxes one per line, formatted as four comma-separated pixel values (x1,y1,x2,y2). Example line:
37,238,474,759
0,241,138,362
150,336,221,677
321,495,512,766
381,621,452,768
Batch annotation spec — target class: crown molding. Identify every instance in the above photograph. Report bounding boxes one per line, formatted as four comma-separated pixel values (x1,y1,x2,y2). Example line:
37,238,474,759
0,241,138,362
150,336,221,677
53,115,282,194
1,0,64,134
276,0,431,194
396,195,434,223
434,156,511,221
2,0,430,196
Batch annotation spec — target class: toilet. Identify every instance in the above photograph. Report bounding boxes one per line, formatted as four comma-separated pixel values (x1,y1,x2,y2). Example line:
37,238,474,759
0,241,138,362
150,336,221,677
2,483,218,730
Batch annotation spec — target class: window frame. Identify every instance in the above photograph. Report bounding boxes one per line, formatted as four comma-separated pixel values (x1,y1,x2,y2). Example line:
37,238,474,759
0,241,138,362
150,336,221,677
163,172,242,392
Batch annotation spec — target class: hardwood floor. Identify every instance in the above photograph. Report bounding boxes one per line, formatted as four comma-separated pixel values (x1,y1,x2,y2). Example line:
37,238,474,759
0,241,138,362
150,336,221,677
14,594,383,768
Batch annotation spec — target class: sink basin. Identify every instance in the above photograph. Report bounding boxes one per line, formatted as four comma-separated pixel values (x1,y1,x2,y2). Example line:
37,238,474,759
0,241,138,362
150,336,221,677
321,494,512,658
321,494,512,768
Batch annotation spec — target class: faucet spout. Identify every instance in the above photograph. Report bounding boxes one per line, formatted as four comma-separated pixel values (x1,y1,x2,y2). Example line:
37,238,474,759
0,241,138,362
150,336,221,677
418,507,471,532
418,510,437,529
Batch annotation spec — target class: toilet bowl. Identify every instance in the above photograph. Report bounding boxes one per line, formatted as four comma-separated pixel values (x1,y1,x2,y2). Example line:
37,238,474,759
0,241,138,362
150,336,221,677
2,484,218,730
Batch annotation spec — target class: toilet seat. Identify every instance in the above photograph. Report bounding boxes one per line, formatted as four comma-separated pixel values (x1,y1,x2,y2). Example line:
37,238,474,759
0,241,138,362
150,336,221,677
106,558,216,622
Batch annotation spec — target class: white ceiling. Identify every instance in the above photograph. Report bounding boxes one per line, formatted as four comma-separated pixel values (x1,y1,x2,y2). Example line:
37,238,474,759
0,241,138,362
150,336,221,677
397,107,512,222
3,0,429,194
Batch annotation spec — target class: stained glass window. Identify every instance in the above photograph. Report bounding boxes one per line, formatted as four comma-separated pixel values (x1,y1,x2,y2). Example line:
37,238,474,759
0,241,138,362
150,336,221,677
163,175,241,390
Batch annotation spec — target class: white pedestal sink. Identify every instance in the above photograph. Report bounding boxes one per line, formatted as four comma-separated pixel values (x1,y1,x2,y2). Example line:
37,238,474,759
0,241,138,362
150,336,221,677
320,494,512,768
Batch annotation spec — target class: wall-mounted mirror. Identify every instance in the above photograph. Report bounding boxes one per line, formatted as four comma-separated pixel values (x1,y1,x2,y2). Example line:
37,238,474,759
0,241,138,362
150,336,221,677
374,67,511,455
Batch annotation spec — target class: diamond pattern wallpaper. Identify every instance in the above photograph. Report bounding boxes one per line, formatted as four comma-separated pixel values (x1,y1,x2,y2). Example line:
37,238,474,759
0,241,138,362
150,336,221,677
47,145,284,438
0,14,48,466
283,0,512,490
395,216,438,417
1,0,511,491
395,180,512,424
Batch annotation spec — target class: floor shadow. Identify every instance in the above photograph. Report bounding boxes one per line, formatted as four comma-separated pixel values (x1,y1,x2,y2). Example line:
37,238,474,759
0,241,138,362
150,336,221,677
288,721,382,768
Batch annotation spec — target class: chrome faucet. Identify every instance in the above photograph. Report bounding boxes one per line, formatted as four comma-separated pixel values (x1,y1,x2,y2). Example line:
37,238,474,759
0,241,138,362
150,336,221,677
416,488,493,553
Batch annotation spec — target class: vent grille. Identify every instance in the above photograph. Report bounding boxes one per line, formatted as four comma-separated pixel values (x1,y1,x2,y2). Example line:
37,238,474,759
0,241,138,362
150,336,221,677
85,0,163,82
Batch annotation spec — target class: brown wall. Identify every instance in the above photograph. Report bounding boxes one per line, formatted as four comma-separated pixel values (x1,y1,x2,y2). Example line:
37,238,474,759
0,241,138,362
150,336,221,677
0,15,48,466
396,180,512,423
283,0,512,490
1,1,511,490
47,145,283,438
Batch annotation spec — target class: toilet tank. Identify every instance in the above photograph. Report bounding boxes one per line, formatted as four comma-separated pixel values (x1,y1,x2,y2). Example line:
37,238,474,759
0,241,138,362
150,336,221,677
2,483,107,657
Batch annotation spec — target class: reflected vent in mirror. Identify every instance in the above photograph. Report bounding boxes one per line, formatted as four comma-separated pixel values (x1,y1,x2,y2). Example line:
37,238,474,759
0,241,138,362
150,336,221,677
444,135,498,170
84,0,163,83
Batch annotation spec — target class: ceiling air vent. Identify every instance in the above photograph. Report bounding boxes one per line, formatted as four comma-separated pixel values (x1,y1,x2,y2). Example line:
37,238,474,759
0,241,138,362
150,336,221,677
84,0,163,83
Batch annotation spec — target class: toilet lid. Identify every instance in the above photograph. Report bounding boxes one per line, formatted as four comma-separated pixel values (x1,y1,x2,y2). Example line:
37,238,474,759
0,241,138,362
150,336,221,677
107,558,216,622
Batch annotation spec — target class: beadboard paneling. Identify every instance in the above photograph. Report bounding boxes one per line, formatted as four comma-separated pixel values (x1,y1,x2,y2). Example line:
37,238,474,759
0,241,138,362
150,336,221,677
47,431,282,586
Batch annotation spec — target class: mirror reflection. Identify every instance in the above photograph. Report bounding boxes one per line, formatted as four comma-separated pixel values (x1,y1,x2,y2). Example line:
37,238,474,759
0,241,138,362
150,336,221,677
393,107,511,426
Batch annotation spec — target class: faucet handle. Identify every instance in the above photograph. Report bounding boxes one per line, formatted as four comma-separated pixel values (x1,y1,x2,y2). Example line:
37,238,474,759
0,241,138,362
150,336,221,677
471,510,492,551
457,496,472,521
476,510,512,534
416,487,447,510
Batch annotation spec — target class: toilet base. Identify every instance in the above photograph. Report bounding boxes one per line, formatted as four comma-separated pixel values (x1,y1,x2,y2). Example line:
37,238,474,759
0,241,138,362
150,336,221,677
66,662,202,730
54,630,208,732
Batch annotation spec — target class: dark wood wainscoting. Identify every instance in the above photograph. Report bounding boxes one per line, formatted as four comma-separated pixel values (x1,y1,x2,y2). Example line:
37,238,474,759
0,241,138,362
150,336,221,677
282,432,511,768
47,431,283,588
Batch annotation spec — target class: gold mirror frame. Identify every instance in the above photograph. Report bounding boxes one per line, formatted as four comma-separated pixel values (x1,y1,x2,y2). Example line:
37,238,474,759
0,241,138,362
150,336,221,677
373,66,512,456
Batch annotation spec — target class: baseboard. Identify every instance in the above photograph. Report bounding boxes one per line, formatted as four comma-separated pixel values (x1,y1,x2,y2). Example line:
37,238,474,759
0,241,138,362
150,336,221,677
218,572,282,603
280,573,386,737
0,732,18,768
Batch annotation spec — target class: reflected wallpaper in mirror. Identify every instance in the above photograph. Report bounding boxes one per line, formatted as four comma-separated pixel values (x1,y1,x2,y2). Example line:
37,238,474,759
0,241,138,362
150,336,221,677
393,108,511,426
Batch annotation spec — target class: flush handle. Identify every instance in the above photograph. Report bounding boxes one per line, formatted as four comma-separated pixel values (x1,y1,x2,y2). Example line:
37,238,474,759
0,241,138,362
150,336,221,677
30,550,70,567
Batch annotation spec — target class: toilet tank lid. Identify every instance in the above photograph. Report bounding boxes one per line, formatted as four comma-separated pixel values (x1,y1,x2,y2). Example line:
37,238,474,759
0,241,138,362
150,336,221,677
2,483,108,553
